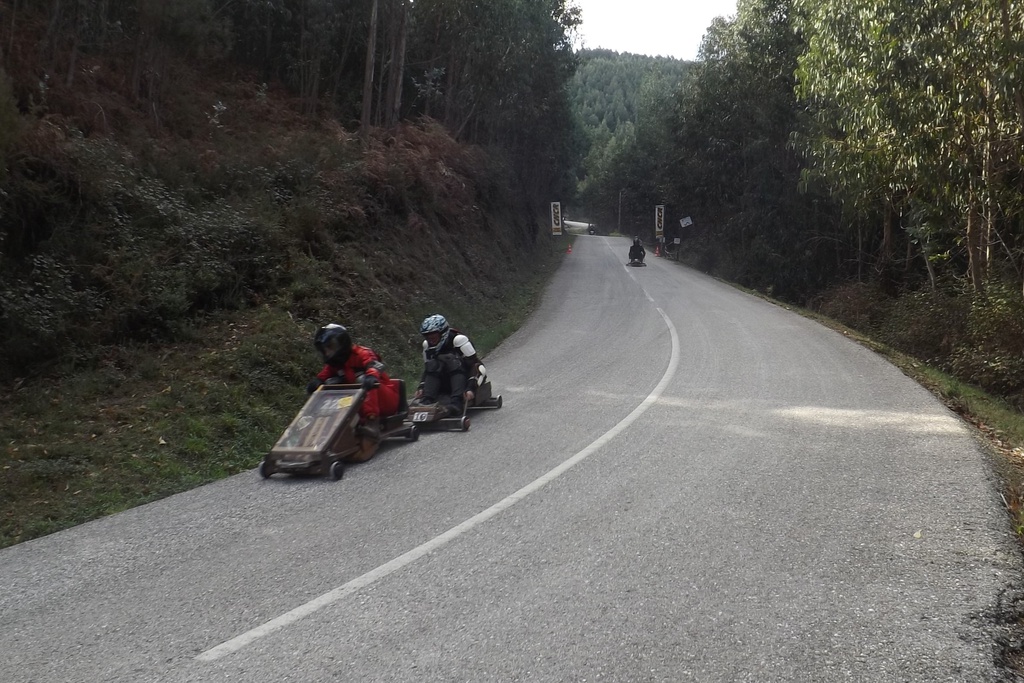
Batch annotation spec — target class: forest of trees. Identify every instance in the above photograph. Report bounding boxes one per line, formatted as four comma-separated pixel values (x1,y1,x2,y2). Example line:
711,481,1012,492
6,0,1024,551
573,0,1024,406
0,0,583,377
2,0,1023,406
569,49,692,226
1,0,582,194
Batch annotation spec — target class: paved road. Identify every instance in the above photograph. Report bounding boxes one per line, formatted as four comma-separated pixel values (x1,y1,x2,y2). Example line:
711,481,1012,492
2,236,1021,682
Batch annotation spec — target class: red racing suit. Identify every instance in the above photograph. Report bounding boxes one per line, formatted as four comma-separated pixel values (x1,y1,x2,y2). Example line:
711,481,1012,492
316,344,399,420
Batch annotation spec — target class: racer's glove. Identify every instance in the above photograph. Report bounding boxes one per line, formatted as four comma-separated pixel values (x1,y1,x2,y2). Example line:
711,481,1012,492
306,378,324,394
361,374,380,390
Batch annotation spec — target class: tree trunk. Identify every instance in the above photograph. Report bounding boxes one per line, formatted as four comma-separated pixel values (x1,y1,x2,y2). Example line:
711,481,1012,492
880,199,893,268
65,30,79,87
44,0,62,63
966,200,986,293
374,39,385,127
857,223,863,282
326,14,357,110
444,50,458,129
905,227,912,273
263,8,273,82
65,0,87,88
130,27,145,100
998,0,1024,129
97,0,108,49
383,0,408,128
360,0,380,140
8,0,20,58
298,0,318,116
919,234,936,291
421,13,445,120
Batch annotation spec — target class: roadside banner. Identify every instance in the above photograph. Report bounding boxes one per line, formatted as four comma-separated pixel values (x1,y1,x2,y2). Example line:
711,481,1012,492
655,205,665,240
551,202,562,236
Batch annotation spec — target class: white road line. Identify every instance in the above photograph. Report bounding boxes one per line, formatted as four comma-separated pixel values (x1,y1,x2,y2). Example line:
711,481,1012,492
619,239,656,302
197,302,679,663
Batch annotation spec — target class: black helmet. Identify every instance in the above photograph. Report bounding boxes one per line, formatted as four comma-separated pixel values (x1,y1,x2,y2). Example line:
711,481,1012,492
314,323,352,365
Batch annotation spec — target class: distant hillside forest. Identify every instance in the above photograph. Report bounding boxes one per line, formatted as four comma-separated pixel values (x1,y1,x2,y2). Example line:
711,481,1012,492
570,48,692,225
571,0,1024,408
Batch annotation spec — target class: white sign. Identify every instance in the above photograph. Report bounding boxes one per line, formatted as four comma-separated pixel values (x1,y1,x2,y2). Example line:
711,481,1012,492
550,202,562,236
680,216,693,227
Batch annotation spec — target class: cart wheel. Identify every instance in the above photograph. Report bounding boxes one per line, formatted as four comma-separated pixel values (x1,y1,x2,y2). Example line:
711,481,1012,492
330,460,345,480
495,395,503,409
406,425,420,442
460,416,471,431
258,461,272,479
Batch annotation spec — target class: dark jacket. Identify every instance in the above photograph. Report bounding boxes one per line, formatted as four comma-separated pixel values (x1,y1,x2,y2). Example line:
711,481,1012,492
420,329,482,389
629,241,646,260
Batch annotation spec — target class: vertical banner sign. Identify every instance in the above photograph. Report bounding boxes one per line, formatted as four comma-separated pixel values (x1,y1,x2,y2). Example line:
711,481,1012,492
655,205,665,240
551,202,563,236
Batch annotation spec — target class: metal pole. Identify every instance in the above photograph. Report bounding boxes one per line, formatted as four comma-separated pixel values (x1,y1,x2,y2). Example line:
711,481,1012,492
618,189,624,234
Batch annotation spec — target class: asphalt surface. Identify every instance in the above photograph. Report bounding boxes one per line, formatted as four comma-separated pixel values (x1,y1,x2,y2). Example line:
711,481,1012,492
2,235,1022,682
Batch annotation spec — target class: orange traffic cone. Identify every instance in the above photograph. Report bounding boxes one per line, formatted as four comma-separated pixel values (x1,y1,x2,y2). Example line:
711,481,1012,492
567,243,572,254
655,245,660,257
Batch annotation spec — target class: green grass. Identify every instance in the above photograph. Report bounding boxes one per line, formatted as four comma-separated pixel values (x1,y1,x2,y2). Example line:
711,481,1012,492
0,305,336,546
0,237,569,549
8,237,1021,549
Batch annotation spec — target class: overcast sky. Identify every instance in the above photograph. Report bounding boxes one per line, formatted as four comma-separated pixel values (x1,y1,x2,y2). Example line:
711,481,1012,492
572,0,739,61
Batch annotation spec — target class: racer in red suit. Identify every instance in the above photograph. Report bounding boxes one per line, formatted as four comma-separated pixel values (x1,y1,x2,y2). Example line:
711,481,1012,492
307,324,399,421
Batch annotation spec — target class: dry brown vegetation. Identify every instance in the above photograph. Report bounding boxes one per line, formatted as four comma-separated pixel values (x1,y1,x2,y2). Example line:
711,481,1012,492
0,15,564,546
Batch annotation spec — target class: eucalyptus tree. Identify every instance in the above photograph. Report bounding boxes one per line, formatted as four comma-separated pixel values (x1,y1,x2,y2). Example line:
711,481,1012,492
408,0,578,139
123,0,233,121
794,0,1024,294
228,0,295,82
360,0,379,133
660,0,837,298
225,0,373,119
620,71,680,233
406,0,582,200
576,119,636,228
21,0,232,115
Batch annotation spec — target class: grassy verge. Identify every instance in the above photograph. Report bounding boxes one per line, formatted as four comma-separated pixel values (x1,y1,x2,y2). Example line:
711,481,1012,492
0,235,571,549
440,234,575,354
0,308,310,545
